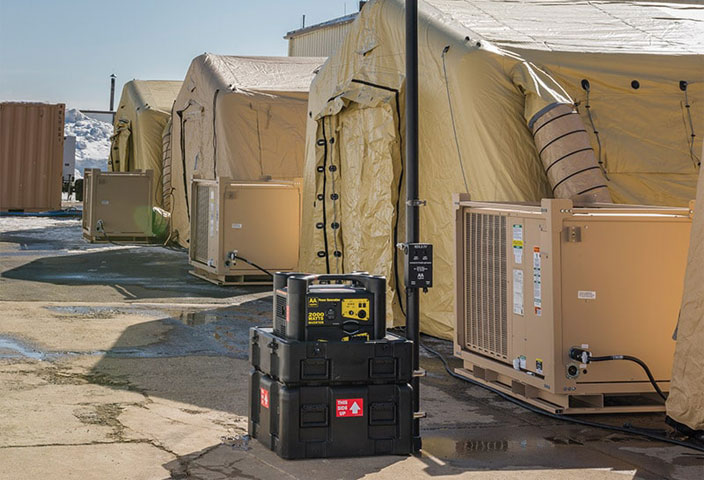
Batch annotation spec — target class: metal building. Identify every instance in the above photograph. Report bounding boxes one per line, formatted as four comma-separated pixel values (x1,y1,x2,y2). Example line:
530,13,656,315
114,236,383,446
285,2,366,57
0,102,65,212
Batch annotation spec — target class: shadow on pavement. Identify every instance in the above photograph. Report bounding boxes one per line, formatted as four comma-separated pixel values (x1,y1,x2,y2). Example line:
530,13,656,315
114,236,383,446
1,239,267,300
88,299,270,412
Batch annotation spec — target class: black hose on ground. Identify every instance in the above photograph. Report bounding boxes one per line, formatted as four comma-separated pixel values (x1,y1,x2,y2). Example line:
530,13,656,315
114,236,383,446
589,355,667,401
232,254,273,278
419,340,704,453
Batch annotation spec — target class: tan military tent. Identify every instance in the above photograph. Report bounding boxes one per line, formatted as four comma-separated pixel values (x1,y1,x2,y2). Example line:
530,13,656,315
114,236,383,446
667,143,704,433
299,0,704,339
109,80,182,206
167,54,324,246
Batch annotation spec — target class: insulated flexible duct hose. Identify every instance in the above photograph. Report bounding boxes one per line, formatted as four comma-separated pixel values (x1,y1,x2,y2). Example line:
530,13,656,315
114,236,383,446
531,104,612,203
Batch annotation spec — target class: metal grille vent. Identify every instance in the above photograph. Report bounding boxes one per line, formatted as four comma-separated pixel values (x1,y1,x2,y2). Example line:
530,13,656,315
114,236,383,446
83,176,92,230
465,211,508,360
274,294,287,336
193,184,210,264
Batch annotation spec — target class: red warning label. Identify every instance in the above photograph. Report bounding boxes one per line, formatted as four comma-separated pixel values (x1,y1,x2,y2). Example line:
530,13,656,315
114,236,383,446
336,398,363,417
260,387,269,409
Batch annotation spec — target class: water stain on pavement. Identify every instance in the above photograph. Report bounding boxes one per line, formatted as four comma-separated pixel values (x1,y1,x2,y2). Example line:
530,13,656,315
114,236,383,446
0,336,45,360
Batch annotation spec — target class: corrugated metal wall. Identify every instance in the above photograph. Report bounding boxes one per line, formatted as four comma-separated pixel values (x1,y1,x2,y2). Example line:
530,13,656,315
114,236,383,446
288,23,353,57
0,102,65,212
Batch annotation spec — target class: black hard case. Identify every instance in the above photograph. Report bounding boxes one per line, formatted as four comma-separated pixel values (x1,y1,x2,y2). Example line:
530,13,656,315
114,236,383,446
250,327,413,385
249,370,413,459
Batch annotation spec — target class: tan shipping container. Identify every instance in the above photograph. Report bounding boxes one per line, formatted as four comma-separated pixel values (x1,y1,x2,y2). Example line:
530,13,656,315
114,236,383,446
0,102,65,212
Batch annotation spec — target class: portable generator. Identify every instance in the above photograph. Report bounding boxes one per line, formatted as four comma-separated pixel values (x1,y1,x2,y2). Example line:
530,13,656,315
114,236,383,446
250,271,414,459
273,272,386,342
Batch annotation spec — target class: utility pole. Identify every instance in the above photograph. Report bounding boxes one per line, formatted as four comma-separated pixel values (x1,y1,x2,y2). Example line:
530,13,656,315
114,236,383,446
405,0,422,453
109,74,116,111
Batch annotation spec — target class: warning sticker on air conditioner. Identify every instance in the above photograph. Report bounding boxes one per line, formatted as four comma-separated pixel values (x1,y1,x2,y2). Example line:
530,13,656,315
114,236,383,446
533,247,542,315
260,387,269,409
336,398,363,417
513,269,524,316
512,224,524,264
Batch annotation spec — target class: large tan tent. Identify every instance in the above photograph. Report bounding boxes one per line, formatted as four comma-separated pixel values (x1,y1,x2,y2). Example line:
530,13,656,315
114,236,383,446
299,0,704,339
667,143,704,434
109,80,182,206
168,54,324,246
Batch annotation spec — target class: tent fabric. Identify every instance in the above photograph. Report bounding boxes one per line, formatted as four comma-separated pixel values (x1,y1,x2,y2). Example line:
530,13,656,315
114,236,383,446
667,145,704,432
168,54,325,246
299,0,704,339
109,80,182,207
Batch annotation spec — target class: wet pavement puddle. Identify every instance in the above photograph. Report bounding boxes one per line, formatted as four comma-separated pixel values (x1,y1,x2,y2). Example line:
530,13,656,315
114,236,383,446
0,336,46,360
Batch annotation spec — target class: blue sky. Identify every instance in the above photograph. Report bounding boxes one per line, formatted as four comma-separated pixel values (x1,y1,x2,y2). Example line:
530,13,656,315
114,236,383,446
0,0,353,109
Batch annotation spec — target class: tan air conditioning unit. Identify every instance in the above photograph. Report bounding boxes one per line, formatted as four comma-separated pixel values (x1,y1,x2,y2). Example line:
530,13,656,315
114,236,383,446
453,197,692,414
82,169,155,243
189,177,301,285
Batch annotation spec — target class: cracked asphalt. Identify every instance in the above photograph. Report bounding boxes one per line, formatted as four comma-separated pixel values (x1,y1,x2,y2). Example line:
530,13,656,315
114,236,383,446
0,217,702,479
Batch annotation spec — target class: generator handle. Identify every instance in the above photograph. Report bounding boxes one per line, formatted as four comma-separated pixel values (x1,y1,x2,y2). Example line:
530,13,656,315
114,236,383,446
302,273,378,287
288,273,387,340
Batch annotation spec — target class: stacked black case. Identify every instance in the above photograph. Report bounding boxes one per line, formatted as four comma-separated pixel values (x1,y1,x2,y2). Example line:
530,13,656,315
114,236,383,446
248,273,414,459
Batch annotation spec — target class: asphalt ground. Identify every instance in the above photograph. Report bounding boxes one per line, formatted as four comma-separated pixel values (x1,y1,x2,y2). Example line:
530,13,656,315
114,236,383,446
0,216,702,479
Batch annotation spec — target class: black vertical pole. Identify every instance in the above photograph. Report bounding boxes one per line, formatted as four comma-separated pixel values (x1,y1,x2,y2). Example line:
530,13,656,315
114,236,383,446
109,74,116,111
405,0,421,453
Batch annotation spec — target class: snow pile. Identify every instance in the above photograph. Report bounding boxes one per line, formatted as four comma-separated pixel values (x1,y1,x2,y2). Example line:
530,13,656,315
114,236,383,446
64,108,113,178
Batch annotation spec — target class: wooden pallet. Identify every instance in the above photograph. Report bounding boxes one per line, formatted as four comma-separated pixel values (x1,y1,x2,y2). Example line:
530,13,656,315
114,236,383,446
83,232,159,244
189,268,272,286
454,366,666,415
2,208,60,213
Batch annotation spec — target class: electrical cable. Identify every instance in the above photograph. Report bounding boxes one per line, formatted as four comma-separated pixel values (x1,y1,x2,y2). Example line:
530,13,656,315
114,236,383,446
154,168,165,207
569,348,668,402
391,93,406,318
419,340,704,453
589,354,667,401
347,78,406,317
327,116,341,274
319,118,331,274
441,45,470,195
681,83,700,168
161,187,177,247
231,254,273,278
176,109,190,222
213,89,220,178
582,83,609,180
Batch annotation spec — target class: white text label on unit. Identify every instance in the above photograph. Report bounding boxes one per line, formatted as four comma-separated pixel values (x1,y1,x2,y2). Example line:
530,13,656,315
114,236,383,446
512,224,524,264
513,269,524,316
231,223,242,229
578,290,597,300
533,247,542,315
